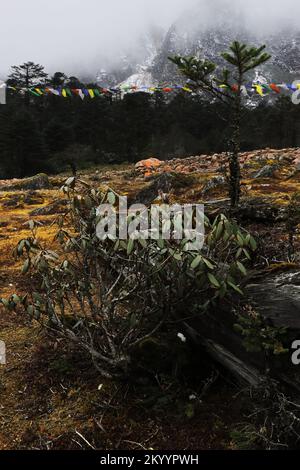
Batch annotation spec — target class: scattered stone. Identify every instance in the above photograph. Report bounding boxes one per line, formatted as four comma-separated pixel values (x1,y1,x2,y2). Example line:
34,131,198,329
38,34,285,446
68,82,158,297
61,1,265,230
90,175,102,182
135,158,162,172
293,157,300,171
29,199,69,216
23,191,44,205
1,194,23,208
252,164,278,179
131,148,300,179
1,191,44,208
202,176,227,196
133,173,175,205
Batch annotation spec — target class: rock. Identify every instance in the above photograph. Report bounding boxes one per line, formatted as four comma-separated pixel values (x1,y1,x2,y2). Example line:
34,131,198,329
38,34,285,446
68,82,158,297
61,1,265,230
1,191,44,208
134,172,197,205
29,199,69,216
246,270,300,329
233,197,285,223
252,164,278,179
216,165,227,174
135,158,162,172
23,191,44,205
3,173,52,191
133,173,175,205
90,175,102,182
163,165,173,173
293,157,300,171
1,194,23,208
202,176,227,196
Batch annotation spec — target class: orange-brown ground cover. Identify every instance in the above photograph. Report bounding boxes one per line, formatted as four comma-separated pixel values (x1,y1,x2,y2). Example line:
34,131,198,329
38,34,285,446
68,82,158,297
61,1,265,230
0,150,300,449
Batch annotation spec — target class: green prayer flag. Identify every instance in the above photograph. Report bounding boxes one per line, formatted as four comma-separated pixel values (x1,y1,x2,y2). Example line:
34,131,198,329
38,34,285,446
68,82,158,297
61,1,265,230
29,89,41,97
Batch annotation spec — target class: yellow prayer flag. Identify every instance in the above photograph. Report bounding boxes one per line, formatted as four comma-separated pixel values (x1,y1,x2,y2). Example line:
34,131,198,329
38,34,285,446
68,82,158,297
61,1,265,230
88,89,95,98
254,85,264,96
182,87,192,93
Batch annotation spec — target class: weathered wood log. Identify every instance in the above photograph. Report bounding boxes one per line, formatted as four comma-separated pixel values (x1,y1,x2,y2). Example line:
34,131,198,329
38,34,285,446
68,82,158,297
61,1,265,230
246,269,300,329
185,268,300,391
184,322,265,387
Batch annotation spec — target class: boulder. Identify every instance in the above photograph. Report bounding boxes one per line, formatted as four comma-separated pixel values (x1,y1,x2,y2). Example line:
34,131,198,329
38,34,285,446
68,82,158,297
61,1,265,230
29,199,69,216
1,194,23,208
1,191,44,208
3,173,52,191
135,158,163,172
252,164,278,179
293,157,300,171
133,172,197,206
23,191,44,205
246,270,300,329
133,173,175,206
202,176,227,196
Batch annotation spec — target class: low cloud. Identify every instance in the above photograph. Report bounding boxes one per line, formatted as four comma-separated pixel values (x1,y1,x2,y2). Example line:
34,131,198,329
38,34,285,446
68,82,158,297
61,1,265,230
0,0,299,79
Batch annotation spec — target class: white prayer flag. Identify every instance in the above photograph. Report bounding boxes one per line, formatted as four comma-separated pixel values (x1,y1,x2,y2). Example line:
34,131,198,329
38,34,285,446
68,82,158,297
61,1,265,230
0,82,6,104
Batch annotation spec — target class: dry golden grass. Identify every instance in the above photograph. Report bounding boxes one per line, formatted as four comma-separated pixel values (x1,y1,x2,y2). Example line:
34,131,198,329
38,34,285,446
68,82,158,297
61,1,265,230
0,155,300,449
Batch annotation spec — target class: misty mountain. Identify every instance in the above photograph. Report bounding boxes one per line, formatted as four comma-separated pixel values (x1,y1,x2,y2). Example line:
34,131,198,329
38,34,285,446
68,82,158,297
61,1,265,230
100,1,300,89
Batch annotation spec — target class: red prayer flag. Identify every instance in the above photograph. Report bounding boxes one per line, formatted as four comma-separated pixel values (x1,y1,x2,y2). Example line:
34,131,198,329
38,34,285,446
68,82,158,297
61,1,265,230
270,83,281,94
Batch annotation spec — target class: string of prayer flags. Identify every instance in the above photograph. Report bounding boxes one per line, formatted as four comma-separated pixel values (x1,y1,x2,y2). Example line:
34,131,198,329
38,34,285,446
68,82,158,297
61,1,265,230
2,80,300,104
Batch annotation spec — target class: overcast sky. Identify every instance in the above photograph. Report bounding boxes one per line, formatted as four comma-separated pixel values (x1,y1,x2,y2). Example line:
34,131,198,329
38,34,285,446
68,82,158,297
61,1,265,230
0,0,299,79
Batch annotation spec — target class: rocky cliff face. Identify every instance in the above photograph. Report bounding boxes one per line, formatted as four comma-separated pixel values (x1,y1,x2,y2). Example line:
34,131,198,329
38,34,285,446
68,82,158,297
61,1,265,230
102,1,300,89
150,2,300,84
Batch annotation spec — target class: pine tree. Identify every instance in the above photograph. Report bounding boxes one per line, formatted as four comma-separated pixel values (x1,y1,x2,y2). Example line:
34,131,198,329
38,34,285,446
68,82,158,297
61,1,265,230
50,72,67,87
7,62,48,107
169,41,271,207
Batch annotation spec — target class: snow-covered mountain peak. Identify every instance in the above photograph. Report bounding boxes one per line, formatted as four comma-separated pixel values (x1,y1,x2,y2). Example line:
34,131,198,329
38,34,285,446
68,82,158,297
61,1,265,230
96,3,300,89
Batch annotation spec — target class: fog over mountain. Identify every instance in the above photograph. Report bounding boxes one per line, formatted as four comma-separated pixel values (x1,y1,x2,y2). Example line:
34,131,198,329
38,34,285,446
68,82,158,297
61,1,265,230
0,0,299,81
147,0,300,87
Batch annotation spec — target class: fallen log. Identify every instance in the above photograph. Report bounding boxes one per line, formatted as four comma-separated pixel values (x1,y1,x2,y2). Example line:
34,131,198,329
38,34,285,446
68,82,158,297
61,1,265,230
185,267,300,391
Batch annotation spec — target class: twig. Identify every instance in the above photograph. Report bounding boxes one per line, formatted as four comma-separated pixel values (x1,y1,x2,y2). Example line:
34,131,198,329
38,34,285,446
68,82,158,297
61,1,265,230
75,429,96,450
